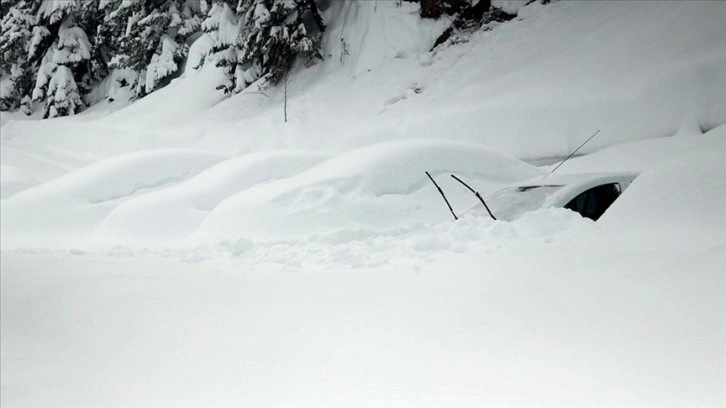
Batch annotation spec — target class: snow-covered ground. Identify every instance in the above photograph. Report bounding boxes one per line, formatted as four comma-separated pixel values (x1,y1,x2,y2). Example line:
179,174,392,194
1,1,725,406
3,131,724,406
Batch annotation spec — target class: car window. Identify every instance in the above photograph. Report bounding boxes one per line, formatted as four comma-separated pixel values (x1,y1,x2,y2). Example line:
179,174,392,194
564,183,621,221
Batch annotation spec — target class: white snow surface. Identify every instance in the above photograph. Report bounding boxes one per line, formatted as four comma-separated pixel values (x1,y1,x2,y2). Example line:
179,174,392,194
1,149,227,246
95,150,328,243
2,133,724,405
1,1,725,406
597,125,726,252
0,164,38,199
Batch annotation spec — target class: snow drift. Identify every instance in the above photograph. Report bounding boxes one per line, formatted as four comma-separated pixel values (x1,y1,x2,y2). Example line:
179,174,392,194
193,139,544,242
2,130,724,406
597,124,726,251
0,164,38,199
0,150,227,246
95,151,328,243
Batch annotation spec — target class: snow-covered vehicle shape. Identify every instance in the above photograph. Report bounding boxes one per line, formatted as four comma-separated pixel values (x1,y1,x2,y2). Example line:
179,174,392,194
465,172,639,221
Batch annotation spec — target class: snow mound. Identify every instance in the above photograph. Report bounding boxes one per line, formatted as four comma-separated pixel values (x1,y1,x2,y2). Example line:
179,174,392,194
549,116,714,174
94,151,328,243
194,139,544,242
598,125,726,250
0,165,39,199
0,145,74,183
1,150,227,247
99,61,229,131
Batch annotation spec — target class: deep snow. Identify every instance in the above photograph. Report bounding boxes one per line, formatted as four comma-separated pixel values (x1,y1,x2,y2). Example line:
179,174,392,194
3,132,724,405
1,1,725,406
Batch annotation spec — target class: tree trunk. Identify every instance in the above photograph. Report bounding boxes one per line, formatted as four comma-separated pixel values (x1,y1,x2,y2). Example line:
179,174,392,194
283,74,288,123
306,0,326,32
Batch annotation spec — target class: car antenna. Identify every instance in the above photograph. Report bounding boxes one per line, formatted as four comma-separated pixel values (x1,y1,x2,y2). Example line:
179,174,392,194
549,129,601,175
425,171,458,221
450,174,497,220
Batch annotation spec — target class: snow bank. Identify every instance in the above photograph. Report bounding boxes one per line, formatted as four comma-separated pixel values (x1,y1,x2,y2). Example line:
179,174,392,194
1,150,227,247
99,61,230,130
95,151,328,243
321,1,450,77
597,125,726,251
374,0,726,159
194,139,544,242
549,115,715,174
0,165,38,199
0,144,76,183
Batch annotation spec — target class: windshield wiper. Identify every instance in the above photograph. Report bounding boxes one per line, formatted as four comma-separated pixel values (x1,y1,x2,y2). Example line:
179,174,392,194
450,174,497,221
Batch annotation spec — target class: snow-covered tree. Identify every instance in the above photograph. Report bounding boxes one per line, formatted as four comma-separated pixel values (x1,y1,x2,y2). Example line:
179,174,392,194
45,65,83,117
30,0,96,118
0,0,38,112
200,0,322,94
1,0,324,116
239,0,320,85
76,0,111,88
201,1,245,93
105,0,202,97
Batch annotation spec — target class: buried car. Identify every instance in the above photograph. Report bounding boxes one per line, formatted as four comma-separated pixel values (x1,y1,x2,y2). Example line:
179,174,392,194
461,172,639,222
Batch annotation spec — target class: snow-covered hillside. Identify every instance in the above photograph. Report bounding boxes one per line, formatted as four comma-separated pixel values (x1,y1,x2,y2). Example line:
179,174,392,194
1,1,725,406
2,1,725,164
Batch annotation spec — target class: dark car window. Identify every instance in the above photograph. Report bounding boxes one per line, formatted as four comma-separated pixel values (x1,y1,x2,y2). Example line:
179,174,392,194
564,183,621,221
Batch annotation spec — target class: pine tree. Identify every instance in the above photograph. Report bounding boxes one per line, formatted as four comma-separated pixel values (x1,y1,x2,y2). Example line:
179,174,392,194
105,0,202,98
77,0,110,90
201,0,322,94
0,0,39,112
1,0,323,116
30,0,96,118
239,0,320,86
94,0,135,92
201,1,245,93
45,65,83,117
